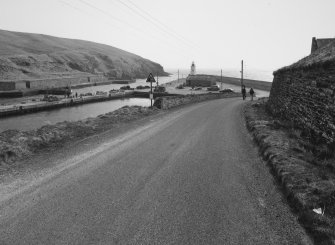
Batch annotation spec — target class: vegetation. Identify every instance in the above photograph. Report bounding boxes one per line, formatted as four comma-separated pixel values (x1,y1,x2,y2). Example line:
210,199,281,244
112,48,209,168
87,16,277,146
0,29,169,81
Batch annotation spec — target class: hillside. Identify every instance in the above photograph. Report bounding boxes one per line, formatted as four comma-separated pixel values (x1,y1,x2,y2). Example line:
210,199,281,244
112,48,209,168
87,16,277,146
0,29,169,80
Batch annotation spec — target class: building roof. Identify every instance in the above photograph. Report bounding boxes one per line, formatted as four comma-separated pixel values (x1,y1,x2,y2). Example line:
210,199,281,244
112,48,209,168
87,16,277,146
311,37,335,53
316,39,335,47
275,37,335,73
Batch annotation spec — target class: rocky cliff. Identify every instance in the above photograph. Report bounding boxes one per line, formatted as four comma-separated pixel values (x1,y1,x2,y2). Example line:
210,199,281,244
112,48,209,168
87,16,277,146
0,29,169,81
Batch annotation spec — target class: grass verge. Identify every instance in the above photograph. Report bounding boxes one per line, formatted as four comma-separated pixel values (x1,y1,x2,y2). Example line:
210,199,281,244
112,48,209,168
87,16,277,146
245,99,335,245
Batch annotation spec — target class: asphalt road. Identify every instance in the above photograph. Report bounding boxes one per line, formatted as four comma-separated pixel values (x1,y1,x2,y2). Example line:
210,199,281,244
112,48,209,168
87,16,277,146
0,98,311,245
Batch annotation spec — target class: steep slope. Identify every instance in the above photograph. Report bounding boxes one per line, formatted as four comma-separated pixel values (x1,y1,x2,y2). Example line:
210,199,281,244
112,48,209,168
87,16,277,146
0,29,169,80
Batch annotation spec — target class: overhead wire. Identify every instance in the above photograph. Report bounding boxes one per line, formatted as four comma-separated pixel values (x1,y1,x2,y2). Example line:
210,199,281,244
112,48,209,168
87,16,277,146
114,0,196,50
123,0,200,49
58,0,124,33
75,0,194,59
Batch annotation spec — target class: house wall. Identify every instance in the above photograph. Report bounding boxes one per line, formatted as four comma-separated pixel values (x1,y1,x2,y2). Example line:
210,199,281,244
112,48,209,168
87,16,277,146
267,63,335,145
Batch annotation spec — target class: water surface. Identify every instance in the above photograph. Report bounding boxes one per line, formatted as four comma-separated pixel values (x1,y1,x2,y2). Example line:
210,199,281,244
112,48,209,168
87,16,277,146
0,98,150,132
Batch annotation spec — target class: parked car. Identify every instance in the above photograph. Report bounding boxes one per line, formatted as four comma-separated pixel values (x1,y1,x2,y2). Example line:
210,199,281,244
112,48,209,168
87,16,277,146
219,88,234,93
109,89,119,93
154,86,166,92
120,85,134,90
207,86,220,91
195,87,202,90
96,91,108,96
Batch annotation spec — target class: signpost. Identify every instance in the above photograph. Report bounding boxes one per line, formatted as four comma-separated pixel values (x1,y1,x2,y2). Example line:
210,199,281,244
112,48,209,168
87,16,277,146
146,73,156,108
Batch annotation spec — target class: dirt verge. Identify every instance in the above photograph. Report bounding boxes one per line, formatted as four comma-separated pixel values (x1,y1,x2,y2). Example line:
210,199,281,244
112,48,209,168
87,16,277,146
245,99,335,245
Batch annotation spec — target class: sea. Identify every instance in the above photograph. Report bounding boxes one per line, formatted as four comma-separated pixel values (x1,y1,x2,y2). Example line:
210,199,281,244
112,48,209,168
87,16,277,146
164,68,273,83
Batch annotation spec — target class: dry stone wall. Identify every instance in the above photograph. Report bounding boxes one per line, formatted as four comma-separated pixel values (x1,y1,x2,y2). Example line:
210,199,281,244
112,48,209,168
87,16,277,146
268,63,335,145
154,93,240,110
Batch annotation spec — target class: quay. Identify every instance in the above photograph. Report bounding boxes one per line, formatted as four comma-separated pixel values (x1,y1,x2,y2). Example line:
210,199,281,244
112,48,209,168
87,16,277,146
0,79,136,98
0,91,133,118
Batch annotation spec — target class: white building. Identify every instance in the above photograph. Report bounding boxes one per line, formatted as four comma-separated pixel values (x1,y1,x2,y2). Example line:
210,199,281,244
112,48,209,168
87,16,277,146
190,62,196,75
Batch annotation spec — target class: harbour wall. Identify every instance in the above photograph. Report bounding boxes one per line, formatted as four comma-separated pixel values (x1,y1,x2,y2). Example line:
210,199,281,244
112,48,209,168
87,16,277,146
0,75,105,91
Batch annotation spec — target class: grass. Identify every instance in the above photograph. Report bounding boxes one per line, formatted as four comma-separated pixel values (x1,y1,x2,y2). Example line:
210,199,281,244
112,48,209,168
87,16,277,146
245,99,335,244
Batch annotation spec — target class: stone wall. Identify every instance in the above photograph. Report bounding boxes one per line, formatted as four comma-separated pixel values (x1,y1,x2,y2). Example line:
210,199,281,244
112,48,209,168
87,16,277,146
154,93,240,110
268,63,335,145
0,75,106,91
0,82,15,91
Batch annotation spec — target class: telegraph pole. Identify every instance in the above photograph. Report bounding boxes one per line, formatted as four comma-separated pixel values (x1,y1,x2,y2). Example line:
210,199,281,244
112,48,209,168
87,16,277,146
178,69,179,84
241,60,244,89
220,69,223,90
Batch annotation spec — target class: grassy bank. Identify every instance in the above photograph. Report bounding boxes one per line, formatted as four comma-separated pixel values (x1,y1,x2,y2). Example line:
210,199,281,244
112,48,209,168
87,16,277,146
245,99,335,245
0,106,159,171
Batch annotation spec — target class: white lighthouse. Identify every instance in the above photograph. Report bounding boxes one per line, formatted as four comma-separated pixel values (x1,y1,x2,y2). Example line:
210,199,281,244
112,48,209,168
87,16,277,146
190,61,196,75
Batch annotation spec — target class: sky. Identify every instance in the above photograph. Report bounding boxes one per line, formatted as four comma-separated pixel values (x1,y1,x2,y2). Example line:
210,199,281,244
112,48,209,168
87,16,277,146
0,0,334,72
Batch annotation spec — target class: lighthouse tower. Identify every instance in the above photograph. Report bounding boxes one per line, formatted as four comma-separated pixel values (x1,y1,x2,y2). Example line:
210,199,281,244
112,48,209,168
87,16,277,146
190,61,196,75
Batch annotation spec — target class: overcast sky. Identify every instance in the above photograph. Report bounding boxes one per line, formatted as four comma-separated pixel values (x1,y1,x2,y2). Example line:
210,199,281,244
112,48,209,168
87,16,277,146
0,0,334,71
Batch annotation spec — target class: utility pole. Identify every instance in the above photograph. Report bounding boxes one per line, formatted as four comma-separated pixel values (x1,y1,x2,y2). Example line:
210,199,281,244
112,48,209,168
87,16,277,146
241,60,244,89
150,79,153,108
178,69,179,84
220,69,223,90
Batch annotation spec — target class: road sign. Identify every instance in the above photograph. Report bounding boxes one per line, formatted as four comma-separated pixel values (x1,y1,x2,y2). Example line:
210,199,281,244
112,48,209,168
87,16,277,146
146,73,156,83
149,93,153,100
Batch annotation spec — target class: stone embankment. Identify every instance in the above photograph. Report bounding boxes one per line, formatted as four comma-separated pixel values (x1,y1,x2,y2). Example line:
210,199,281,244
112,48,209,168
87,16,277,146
154,92,240,109
0,93,238,169
0,91,134,117
246,100,335,245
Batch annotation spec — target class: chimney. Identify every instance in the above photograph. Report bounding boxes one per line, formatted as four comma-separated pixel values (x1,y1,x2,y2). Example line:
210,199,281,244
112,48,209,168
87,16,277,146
311,37,318,53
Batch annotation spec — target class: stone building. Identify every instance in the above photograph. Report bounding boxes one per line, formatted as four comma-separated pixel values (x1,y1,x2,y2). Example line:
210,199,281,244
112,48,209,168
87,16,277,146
268,38,335,145
311,37,335,53
0,75,104,91
186,74,217,87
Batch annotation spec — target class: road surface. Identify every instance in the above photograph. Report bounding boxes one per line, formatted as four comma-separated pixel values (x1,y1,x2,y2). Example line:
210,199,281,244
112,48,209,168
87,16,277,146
0,98,311,244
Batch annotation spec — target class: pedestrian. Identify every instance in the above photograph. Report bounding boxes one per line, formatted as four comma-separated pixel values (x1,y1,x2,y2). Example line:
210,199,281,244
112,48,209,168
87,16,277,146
249,88,255,101
241,85,246,100
75,92,78,98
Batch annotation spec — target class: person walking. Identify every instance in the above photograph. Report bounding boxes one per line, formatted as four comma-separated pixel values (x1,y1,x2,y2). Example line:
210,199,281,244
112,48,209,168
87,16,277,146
241,85,246,100
249,88,255,101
